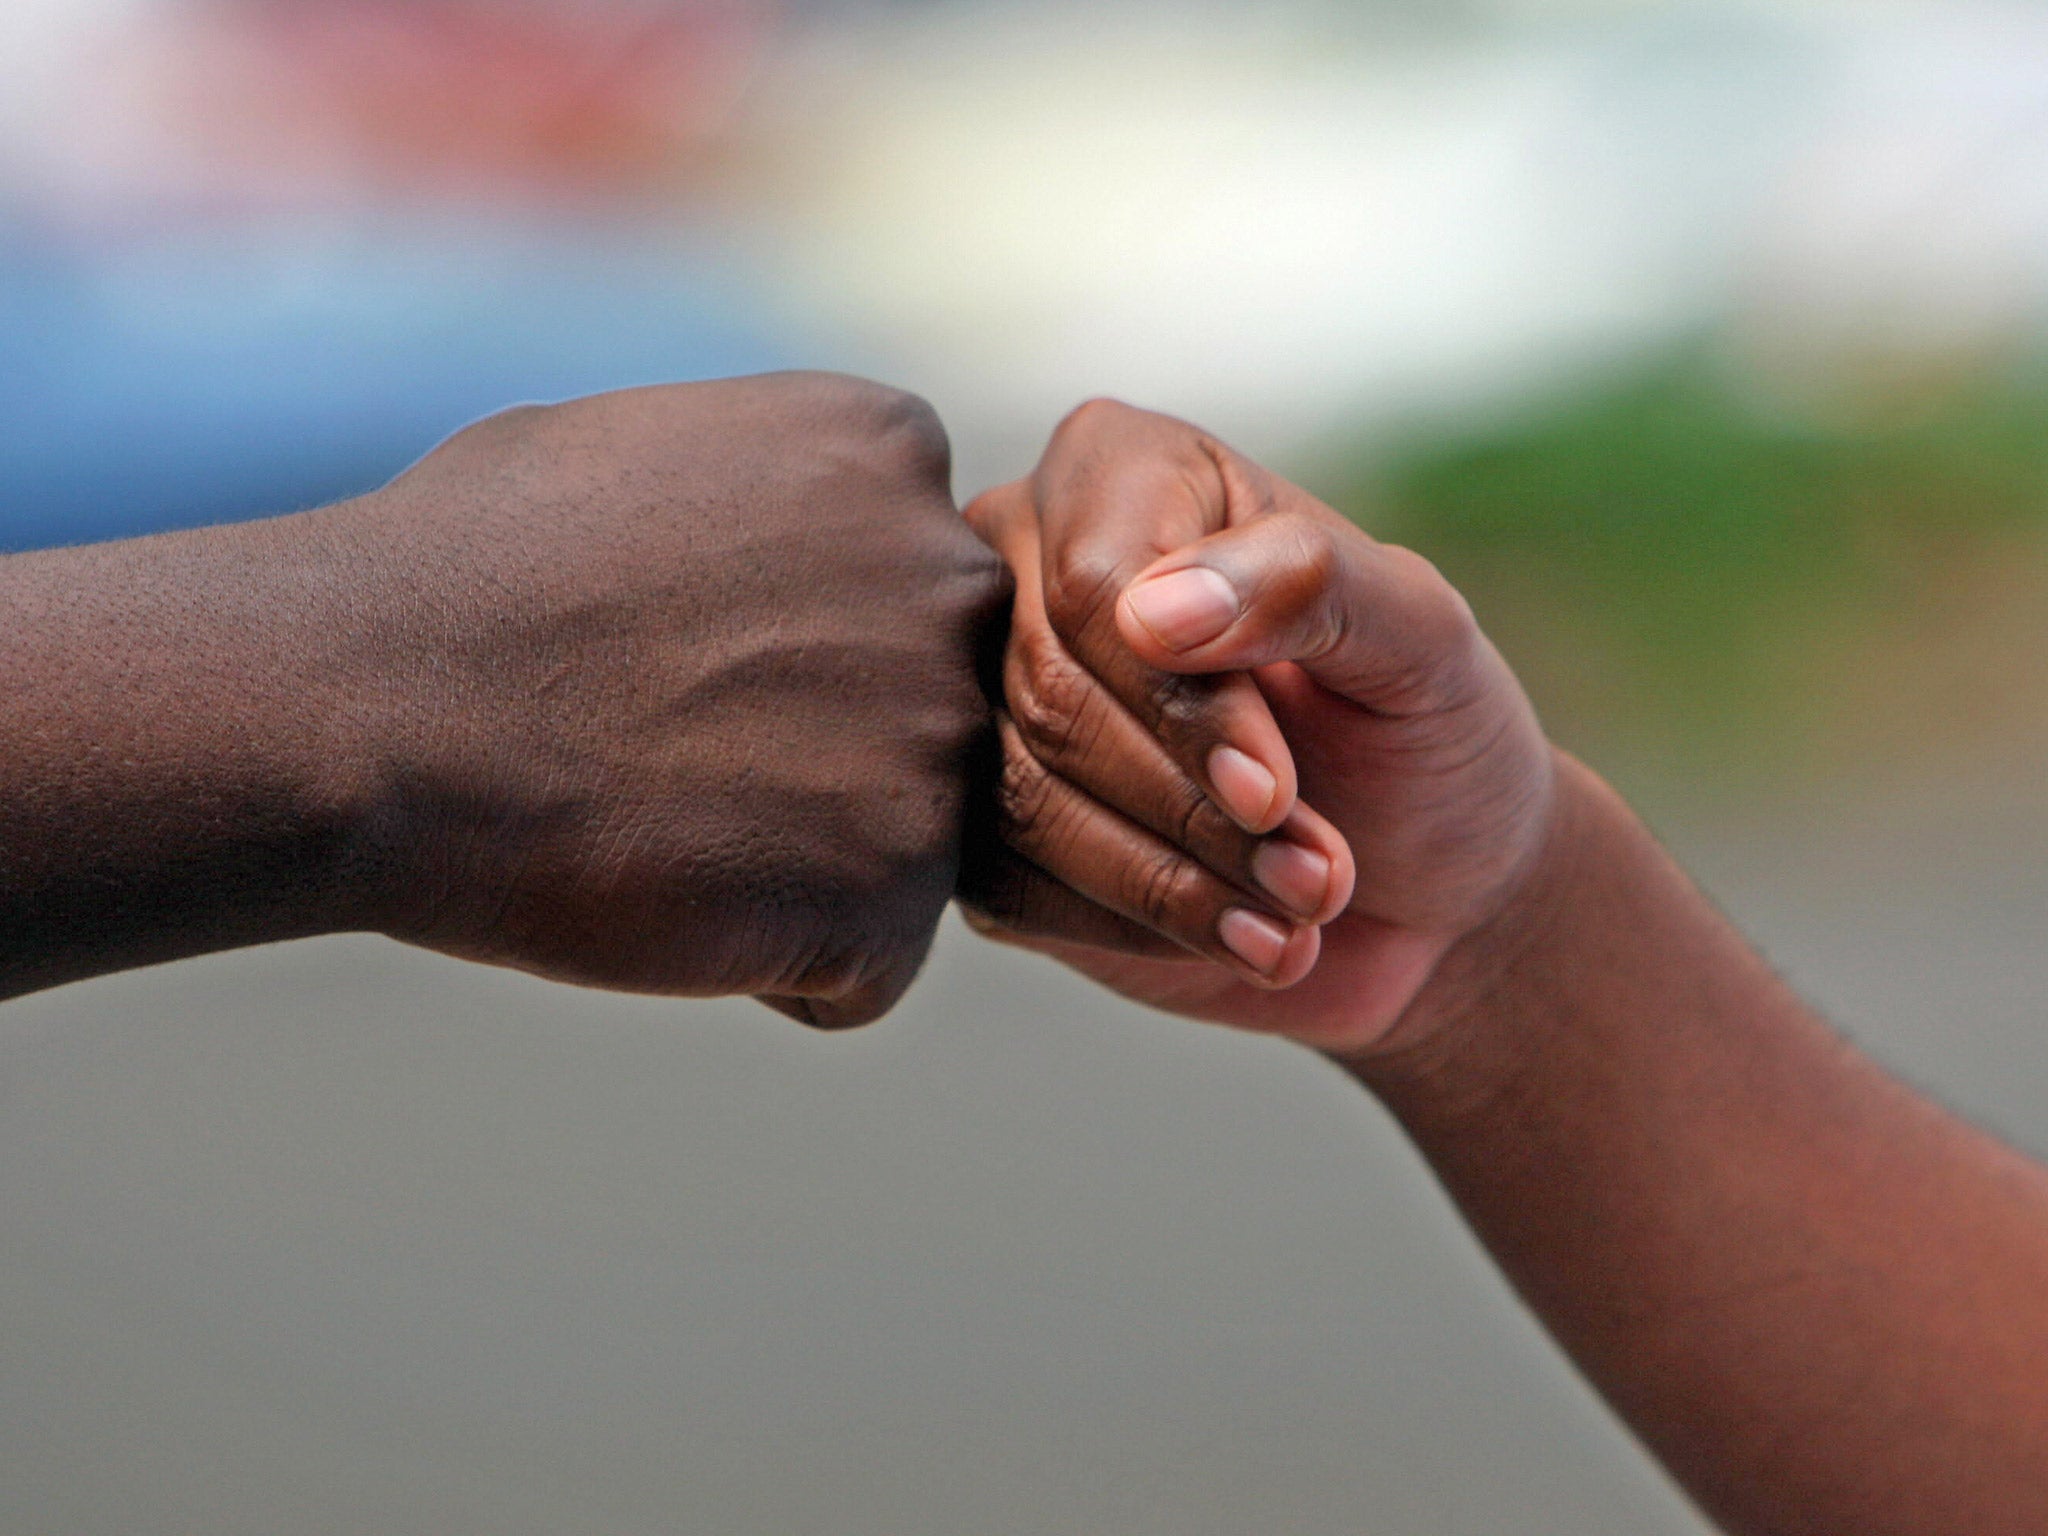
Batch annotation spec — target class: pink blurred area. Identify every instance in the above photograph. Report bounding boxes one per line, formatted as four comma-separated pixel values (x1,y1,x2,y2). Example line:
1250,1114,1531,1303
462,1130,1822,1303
49,0,781,220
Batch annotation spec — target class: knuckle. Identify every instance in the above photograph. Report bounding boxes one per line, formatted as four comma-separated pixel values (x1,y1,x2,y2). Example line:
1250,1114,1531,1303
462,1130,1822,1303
1005,633,1101,765
1041,539,1129,639
1122,846,1197,929
1288,514,1344,586
1268,514,1347,656
482,401,550,431
794,949,903,1031
993,726,1065,847
790,369,902,413
1143,669,1218,740
797,373,952,485
1166,432,1229,497
876,391,953,479
1053,395,1138,444
851,381,952,479
443,401,551,454
1167,774,1236,853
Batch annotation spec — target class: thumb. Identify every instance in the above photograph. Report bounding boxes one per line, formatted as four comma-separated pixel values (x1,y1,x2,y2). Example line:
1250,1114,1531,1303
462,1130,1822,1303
1114,506,1481,711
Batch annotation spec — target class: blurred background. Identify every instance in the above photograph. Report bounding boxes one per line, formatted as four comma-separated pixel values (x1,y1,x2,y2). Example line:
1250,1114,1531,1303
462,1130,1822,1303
5,2,2048,1532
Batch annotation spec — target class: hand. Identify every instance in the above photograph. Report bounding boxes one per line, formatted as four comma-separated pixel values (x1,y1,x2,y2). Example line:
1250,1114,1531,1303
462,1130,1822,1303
959,399,1555,1057
335,374,1005,1026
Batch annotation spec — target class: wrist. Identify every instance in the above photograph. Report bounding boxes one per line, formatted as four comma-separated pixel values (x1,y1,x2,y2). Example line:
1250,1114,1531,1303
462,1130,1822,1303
1329,749,1610,1102
198,504,406,941
283,492,475,945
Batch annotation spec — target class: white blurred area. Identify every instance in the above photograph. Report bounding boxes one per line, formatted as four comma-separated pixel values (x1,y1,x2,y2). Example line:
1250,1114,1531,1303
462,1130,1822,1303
759,1,1812,467
751,0,2048,471
8,0,2048,478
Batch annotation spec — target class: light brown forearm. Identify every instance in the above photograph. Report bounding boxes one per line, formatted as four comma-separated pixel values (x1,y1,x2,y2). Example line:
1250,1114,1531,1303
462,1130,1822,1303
1345,754,2048,1535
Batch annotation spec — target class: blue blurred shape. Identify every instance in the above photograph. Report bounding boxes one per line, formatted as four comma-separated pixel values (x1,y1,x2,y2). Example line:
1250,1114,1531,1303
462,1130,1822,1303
0,218,789,551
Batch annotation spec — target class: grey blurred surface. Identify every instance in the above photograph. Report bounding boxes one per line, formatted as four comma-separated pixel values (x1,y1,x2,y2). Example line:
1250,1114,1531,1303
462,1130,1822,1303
5,803,2048,1536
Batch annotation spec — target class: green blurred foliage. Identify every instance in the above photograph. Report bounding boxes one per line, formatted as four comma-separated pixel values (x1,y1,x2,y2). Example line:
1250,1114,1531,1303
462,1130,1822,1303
1313,346,2048,788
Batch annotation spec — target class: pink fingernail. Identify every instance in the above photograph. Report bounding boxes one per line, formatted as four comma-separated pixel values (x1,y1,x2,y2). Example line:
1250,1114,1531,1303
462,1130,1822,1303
1252,841,1332,919
1207,744,1279,830
1218,908,1291,977
1122,567,1239,652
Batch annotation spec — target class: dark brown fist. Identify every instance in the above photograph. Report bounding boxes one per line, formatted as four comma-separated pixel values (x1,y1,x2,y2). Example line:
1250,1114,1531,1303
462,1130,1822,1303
334,373,1005,1027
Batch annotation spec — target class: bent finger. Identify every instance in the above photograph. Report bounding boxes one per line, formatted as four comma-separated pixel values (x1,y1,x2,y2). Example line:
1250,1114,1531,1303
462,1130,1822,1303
1026,403,1301,832
980,712,1320,988
957,852,1187,960
1001,599,1354,924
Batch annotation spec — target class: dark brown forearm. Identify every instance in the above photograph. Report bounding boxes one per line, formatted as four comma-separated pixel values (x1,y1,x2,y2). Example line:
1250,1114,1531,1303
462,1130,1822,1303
0,512,388,998
1346,754,2048,1535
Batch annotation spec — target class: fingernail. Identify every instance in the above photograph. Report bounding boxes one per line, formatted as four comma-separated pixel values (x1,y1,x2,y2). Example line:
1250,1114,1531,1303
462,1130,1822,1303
1123,567,1239,652
1218,907,1291,977
1252,841,1331,918
1207,744,1279,830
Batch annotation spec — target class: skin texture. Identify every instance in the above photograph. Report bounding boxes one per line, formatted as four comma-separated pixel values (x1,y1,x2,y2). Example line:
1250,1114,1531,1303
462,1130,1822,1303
961,398,1548,1046
970,398,2048,1534
0,372,1006,1026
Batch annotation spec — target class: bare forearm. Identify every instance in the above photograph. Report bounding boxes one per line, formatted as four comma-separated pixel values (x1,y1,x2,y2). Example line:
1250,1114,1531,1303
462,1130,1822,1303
957,400,2048,1529
1350,754,2048,1535
0,514,386,997
1,378,1005,1018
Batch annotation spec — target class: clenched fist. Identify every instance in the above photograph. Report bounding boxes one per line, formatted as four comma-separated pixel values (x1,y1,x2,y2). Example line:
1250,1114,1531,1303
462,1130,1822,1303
959,398,1554,1057
0,373,1005,1026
